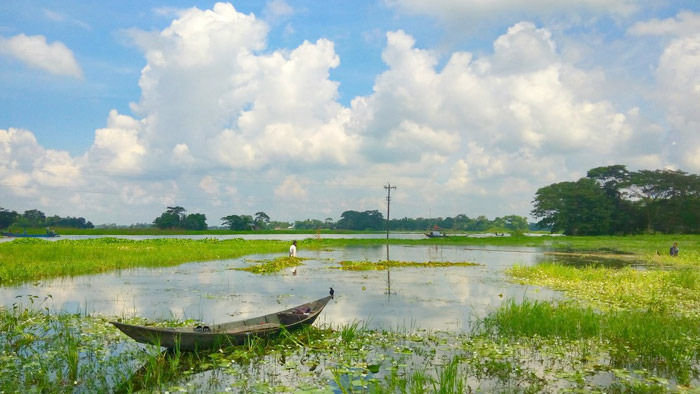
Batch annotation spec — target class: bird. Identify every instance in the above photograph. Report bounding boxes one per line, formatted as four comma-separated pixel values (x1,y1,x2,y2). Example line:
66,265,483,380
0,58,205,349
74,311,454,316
329,287,335,299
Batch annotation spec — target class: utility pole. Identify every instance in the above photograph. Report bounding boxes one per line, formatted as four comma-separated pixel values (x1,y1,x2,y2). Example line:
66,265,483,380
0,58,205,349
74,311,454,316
384,182,396,298
384,183,396,247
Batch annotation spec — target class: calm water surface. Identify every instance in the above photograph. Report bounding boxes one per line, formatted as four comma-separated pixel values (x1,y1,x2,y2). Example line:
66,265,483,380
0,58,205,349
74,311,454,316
1,245,559,331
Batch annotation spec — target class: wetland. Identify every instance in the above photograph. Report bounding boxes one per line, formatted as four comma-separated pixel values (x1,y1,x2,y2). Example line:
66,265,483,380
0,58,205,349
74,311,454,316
1,234,699,393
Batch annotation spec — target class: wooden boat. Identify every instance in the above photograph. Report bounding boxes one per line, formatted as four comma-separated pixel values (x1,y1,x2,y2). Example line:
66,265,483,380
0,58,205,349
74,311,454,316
2,231,59,238
111,294,333,351
425,230,447,238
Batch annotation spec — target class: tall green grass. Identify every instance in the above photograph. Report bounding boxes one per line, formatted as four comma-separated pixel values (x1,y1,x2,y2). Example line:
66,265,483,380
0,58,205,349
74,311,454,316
477,299,700,384
0,238,288,285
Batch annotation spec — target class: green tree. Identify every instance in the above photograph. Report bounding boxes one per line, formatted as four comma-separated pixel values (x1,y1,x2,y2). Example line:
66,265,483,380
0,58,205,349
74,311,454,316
153,206,186,229
183,213,207,230
502,215,529,231
336,210,384,230
532,178,613,235
221,215,253,231
0,207,18,229
626,170,684,233
20,209,46,227
254,212,270,230
587,165,636,234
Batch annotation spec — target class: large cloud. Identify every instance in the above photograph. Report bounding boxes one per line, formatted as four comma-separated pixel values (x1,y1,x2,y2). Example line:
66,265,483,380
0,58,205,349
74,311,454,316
351,23,657,194
0,34,83,78
126,2,356,172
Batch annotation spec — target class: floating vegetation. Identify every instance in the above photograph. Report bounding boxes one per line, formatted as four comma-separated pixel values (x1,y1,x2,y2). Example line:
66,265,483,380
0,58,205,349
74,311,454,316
334,260,480,271
508,263,700,317
233,256,306,274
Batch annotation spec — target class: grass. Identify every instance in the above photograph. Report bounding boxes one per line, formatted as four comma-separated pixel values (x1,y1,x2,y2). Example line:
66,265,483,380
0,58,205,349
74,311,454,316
233,256,305,274
477,298,700,385
0,237,288,285
508,263,700,317
335,260,479,271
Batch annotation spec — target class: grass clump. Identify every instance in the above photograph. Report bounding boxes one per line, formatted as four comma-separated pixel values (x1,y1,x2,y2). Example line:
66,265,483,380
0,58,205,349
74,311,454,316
335,260,479,271
233,256,305,274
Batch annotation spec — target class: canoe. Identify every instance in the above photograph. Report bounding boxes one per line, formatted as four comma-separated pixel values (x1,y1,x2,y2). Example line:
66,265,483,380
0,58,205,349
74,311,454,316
111,295,333,351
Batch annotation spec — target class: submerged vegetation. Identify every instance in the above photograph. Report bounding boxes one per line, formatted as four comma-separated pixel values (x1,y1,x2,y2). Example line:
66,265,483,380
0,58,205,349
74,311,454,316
335,260,479,271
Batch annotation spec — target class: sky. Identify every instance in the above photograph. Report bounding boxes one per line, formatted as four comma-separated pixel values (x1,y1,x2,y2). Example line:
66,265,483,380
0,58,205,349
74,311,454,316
1,0,699,226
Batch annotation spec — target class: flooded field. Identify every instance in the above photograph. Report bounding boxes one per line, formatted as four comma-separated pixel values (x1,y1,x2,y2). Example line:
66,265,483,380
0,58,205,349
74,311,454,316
3,239,698,393
0,245,559,330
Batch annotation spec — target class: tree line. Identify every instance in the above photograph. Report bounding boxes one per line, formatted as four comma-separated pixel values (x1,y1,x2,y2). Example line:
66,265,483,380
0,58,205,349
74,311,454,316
0,208,94,230
292,210,531,232
532,165,700,235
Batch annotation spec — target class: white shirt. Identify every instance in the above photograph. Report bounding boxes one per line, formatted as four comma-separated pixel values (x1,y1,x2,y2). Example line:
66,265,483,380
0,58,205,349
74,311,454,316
289,244,297,257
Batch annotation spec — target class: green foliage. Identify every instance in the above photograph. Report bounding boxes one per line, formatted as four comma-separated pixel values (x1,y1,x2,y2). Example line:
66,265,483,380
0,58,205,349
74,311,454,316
234,256,304,274
532,178,614,235
221,214,254,230
254,211,270,229
336,210,385,230
533,165,700,235
153,206,207,230
0,207,18,230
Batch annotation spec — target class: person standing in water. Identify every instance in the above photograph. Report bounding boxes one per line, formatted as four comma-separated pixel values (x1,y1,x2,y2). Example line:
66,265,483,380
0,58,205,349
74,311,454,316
289,240,298,275
289,240,297,257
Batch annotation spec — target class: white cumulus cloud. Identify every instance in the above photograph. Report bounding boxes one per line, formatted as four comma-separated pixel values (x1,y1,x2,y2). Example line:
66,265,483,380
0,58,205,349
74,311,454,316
0,34,82,78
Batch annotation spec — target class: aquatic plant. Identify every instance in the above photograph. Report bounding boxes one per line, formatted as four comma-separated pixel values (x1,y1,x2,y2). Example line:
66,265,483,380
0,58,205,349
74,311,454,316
335,260,479,271
233,256,305,274
508,263,700,317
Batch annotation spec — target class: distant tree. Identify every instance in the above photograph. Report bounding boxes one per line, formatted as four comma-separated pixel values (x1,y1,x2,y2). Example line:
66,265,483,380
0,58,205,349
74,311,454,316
183,213,207,230
336,210,384,230
532,178,613,235
502,215,529,231
0,207,18,229
254,212,270,230
294,219,325,230
221,214,253,231
153,206,188,229
20,209,46,227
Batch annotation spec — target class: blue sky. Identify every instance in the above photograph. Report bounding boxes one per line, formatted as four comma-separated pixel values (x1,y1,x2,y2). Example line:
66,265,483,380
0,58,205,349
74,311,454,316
1,0,699,225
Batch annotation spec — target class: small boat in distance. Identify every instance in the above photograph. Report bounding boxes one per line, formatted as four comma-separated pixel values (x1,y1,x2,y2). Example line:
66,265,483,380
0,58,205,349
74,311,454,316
425,225,447,238
2,230,59,238
111,293,333,351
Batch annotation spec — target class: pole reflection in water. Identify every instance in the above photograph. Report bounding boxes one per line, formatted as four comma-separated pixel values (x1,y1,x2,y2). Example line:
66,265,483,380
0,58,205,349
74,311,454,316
386,245,391,300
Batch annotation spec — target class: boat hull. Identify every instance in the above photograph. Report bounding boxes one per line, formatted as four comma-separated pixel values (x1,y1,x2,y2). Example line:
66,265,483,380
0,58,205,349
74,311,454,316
111,295,332,351
2,232,59,238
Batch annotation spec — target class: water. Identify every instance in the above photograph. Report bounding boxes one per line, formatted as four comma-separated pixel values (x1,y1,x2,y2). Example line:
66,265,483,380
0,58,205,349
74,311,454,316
0,244,560,331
